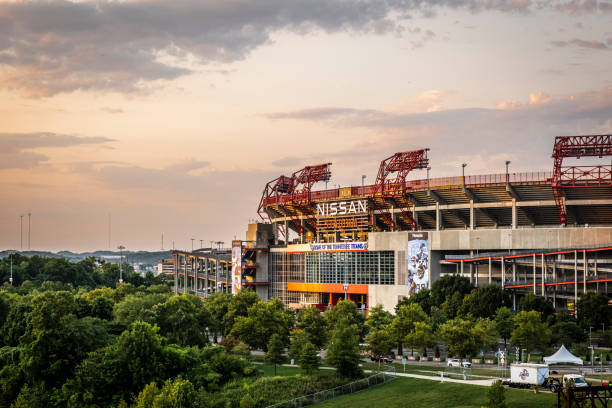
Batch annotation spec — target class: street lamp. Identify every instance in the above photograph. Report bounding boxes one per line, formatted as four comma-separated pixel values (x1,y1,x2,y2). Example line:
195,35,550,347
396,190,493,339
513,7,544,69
117,245,125,283
505,160,511,184
461,163,467,186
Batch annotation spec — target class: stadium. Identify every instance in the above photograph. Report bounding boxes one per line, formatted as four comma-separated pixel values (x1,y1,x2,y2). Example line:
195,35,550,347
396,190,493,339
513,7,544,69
173,135,612,313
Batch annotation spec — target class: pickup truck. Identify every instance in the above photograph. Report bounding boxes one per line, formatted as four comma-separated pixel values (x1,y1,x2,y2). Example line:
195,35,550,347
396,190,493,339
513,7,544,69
503,363,588,392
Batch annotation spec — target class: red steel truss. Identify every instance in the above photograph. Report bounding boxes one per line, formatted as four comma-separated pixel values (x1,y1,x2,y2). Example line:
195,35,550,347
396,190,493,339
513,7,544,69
372,149,429,230
258,163,332,236
552,135,612,225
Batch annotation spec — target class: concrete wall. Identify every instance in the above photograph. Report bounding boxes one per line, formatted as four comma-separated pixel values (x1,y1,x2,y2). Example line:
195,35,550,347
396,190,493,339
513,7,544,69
369,285,410,312
370,227,612,252
429,227,612,251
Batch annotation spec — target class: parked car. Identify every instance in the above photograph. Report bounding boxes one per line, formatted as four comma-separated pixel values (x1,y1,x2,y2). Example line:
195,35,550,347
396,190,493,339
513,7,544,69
370,355,393,363
447,358,461,367
448,358,471,368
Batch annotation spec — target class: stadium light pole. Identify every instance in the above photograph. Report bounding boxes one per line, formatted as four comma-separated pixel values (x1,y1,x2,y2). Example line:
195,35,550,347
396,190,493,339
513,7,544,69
191,238,195,252
361,175,366,187
461,163,467,186
426,167,431,192
505,160,511,184
117,245,125,283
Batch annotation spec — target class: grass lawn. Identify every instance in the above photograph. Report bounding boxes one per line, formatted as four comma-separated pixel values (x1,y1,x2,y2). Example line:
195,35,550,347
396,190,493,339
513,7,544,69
311,377,556,408
258,364,329,377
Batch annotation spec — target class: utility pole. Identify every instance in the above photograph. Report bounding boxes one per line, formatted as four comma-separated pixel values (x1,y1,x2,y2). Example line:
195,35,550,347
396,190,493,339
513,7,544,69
117,245,125,283
27,211,31,250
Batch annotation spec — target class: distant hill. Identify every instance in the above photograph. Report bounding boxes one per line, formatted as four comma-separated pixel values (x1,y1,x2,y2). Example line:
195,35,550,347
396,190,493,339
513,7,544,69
0,250,173,265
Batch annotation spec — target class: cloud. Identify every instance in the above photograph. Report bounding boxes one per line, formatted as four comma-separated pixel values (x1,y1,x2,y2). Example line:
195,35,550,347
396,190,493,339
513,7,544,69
101,107,124,114
497,91,553,109
164,160,210,173
551,38,610,50
0,132,115,169
384,89,456,113
262,88,612,175
0,0,570,97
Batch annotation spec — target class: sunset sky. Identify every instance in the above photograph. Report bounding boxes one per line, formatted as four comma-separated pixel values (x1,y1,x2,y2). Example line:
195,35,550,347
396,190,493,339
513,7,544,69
0,0,611,252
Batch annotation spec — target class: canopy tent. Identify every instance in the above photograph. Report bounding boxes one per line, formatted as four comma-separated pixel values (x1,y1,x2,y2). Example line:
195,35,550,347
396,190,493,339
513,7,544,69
543,345,583,365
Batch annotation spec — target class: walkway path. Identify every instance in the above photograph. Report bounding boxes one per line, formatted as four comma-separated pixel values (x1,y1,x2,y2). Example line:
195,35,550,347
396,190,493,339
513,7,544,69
256,362,495,387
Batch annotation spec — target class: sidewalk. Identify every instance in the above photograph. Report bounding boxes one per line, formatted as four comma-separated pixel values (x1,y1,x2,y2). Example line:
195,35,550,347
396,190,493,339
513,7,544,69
256,362,495,387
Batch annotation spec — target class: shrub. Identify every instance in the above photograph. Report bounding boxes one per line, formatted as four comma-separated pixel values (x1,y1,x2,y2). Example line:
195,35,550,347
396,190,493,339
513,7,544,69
486,380,507,408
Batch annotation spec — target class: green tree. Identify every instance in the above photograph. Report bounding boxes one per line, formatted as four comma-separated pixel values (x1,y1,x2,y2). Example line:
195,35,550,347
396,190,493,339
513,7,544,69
231,298,295,350
460,284,510,319
91,296,115,320
576,292,611,331
494,307,514,348
152,377,198,408
2,298,32,346
440,318,480,358
114,292,169,328
395,289,433,315
288,330,310,361
389,303,429,356
366,304,393,332
404,321,435,357
326,320,362,378
510,311,551,359
224,290,260,335
550,320,585,347
296,306,327,348
441,291,464,319
486,380,507,408
154,294,213,347
203,292,231,342
299,342,320,374
19,291,109,389
265,334,285,376
367,328,394,360
519,293,554,319
431,275,472,308
324,300,367,341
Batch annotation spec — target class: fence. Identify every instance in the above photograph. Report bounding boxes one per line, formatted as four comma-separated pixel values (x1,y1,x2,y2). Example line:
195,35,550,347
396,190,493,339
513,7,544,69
265,368,397,408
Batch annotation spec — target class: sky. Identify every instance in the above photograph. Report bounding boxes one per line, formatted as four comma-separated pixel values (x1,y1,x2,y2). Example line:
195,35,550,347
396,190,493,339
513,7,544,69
0,0,611,252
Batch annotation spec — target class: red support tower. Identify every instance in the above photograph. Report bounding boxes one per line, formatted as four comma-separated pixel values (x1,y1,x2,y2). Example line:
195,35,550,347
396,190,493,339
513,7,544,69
372,149,429,230
258,163,332,237
551,135,612,225
291,163,332,206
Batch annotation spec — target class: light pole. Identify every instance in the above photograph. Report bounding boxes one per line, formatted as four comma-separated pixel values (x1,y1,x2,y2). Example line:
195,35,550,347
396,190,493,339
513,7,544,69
117,245,125,283
461,163,467,186
20,215,23,251
191,238,195,252
361,175,366,187
9,252,13,285
426,167,431,191
200,239,204,249
505,160,511,184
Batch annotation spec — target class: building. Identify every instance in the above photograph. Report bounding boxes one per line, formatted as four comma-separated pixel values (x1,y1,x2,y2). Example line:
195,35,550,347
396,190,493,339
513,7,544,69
174,135,612,312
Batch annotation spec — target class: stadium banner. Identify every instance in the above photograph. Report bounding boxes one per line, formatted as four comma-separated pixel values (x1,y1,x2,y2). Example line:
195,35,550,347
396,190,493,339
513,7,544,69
309,242,368,251
408,232,429,296
231,240,242,295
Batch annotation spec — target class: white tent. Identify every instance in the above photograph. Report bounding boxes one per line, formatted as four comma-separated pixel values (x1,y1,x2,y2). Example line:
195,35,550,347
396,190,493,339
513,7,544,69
543,345,583,365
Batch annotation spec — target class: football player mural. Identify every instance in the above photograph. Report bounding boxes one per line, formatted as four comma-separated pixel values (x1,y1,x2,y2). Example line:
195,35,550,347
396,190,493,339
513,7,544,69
408,232,429,296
